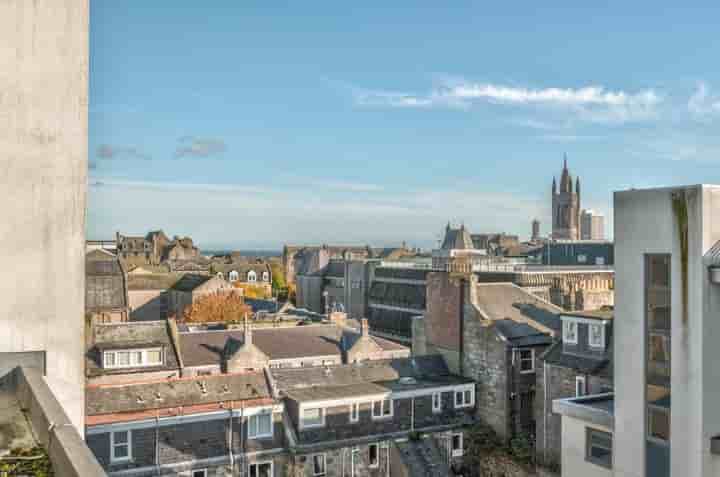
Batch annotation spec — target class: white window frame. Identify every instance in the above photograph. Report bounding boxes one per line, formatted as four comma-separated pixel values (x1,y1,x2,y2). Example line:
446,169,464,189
451,432,464,457
301,407,325,429
311,453,326,476
517,348,535,374
368,443,380,468
248,410,273,439
349,403,360,423
563,320,578,345
576,376,587,397
588,323,605,349
432,392,442,413
110,430,132,463
248,460,273,477
262,271,270,282
229,270,239,282
192,470,208,477
454,387,474,409
103,348,163,369
248,270,257,282
371,399,393,420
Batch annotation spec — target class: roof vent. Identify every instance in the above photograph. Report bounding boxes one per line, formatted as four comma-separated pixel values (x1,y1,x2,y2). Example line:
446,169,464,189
399,377,417,385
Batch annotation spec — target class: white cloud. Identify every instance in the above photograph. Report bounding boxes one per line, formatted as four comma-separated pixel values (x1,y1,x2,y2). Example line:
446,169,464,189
688,82,720,116
351,78,662,123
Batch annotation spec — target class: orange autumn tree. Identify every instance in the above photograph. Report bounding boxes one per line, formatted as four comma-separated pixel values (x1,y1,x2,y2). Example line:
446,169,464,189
182,291,252,324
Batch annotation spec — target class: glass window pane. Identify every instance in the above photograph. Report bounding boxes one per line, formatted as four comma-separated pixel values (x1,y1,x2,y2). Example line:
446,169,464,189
259,413,271,434
259,463,272,477
147,350,162,364
114,445,128,458
104,352,115,367
117,352,130,366
114,431,128,444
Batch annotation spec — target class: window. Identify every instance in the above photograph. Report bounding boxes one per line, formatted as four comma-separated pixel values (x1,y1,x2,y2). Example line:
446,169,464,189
588,324,604,348
192,470,207,477
312,454,326,476
577,254,587,263
248,270,257,282
595,257,605,265
648,406,670,442
249,461,273,477
563,320,578,344
301,408,324,428
451,433,464,457
432,392,442,413
372,399,393,419
229,270,239,282
517,349,534,373
262,271,269,282
576,376,586,397
103,348,163,369
248,411,273,439
455,388,474,408
349,403,360,423
110,430,131,462
368,443,379,468
585,428,612,469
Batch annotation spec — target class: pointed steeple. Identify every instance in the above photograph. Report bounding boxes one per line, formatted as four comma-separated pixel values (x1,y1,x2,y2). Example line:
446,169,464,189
563,152,568,171
576,176,581,197
552,177,557,194
560,154,572,193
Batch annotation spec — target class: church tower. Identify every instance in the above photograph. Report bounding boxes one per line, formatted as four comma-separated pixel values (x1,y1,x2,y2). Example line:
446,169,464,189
551,155,581,240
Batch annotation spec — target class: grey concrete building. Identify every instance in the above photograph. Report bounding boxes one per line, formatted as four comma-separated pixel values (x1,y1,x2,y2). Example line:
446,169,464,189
0,0,89,432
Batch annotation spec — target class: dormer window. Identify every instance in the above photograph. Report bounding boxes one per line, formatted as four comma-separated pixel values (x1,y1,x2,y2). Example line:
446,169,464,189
563,320,578,344
589,323,605,348
262,271,269,282
229,270,239,282
248,271,257,282
103,348,163,369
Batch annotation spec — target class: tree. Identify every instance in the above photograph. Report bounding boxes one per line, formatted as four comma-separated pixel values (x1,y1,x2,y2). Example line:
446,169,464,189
183,291,252,323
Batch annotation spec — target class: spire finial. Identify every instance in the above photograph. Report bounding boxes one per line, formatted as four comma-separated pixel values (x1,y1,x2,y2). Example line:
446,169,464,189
563,152,568,169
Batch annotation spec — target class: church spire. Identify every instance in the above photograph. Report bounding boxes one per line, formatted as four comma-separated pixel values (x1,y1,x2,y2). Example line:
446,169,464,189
576,176,580,196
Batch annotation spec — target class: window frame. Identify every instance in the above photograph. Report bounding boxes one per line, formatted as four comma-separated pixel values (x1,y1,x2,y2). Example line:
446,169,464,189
248,411,273,440
517,348,535,374
192,470,208,477
103,348,163,369
451,432,464,457
311,453,326,476
301,407,325,429
371,399,394,420
248,460,274,477
585,427,612,469
563,320,578,345
588,323,605,349
349,403,360,423
110,429,132,463
247,270,257,282
575,376,586,397
432,392,442,413
647,405,670,444
368,443,380,468
454,387,474,409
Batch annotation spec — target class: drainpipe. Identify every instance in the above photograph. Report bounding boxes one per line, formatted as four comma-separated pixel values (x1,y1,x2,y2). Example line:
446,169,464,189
410,397,415,432
239,405,245,476
543,361,548,465
228,401,235,473
155,410,160,476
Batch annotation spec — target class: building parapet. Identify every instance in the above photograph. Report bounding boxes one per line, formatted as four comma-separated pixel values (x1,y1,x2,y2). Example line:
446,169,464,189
552,392,614,430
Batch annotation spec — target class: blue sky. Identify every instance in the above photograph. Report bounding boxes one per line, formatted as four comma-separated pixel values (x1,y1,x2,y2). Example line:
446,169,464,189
89,2,720,250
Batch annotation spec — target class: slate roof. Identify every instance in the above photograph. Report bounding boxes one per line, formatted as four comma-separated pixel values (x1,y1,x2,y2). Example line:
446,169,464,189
373,267,429,282
440,226,474,250
213,262,271,277
170,273,213,292
179,324,407,367
272,355,472,399
127,273,182,290
494,319,554,347
86,252,128,311
541,341,612,378
284,382,389,402
86,321,181,378
474,283,562,336
86,372,271,416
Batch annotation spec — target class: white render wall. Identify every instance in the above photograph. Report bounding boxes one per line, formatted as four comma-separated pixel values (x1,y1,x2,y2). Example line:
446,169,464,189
0,0,89,431
614,185,720,477
561,416,612,477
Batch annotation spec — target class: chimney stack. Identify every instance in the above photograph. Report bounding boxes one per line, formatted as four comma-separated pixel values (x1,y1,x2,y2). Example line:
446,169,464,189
361,318,369,337
244,314,252,346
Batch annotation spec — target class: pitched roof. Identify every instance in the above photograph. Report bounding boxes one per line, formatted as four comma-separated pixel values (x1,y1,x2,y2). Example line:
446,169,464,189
440,225,474,250
170,273,213,291
86,253,127,311
541,340,612,378
179,324,407,367
473,282,562,342
86,321,181,378
86,372,271,416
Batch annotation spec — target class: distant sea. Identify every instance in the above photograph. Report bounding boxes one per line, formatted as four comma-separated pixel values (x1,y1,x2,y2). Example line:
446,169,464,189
202,249,282,258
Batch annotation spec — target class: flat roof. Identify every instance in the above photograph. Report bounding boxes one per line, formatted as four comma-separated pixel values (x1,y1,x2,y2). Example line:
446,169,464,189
553,393,614,430
562,309,614,320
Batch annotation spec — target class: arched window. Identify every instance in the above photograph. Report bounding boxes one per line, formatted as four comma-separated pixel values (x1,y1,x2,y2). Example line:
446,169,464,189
229,270,239,282
247,270,257,282
216,272,223,280
262,271,269,282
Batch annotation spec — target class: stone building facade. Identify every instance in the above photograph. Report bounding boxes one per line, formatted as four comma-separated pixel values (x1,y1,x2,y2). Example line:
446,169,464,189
551,158,581,240
116,230,200,267
166,273,235,319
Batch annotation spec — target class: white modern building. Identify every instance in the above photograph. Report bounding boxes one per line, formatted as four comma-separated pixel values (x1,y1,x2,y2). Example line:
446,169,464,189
556,184,720,477
581,209,606,240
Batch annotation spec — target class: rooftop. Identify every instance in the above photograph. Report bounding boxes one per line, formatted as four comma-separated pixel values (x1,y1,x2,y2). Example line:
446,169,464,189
170,273,214,291
562,308,614,320
553,393,614,430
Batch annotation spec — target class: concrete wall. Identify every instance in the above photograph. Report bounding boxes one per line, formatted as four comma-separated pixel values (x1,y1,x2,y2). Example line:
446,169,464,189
0,0,88,432
560,416,612,477
614,185,720,477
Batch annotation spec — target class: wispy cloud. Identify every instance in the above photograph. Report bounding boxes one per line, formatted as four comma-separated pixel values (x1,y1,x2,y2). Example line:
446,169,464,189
688,82,720,117
350,77,662,123
96,144,150,161
174,136,227,158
